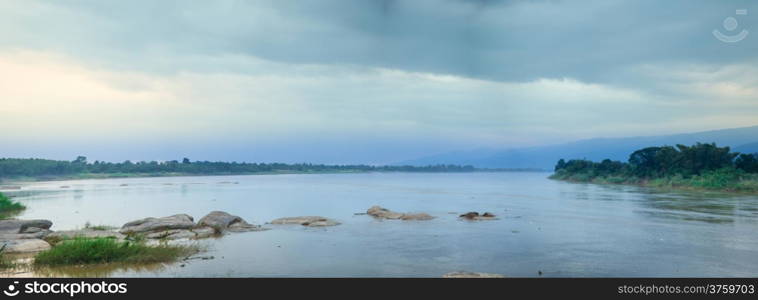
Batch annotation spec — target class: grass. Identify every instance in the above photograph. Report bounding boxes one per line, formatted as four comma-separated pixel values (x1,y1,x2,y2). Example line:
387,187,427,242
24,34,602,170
0,245,16,269
33,237,197,266
0,192,25,218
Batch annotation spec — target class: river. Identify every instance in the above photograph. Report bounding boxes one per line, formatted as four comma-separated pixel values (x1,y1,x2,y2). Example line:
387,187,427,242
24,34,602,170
3,172,758,277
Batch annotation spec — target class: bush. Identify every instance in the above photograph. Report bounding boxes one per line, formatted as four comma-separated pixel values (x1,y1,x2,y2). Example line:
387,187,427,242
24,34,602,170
34,237,196,266
0,192,25,217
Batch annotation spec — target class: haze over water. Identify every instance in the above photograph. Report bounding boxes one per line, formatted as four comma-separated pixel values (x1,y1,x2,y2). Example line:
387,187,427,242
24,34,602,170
5,172,758,277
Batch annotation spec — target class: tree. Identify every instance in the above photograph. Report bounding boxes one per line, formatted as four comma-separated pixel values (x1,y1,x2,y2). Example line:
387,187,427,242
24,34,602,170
736,153,758,173
555,159,566,171
628,147,663,177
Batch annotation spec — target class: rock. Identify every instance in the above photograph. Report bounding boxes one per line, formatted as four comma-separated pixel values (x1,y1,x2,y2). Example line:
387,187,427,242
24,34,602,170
1,239,51,253
146,229,197,240
366,206,434,221
459,212,498,221
0,186,21,190
197,211,266,232
145,227,222,240
47,229,125,240
0,219,53,234
270,216,341,227
197,211,240,229
227,221,266,232
192,227,217,239
367,206,404,219
120,214,195,234
443,271,505,278
21,227,45,234
459,212,479,219
400,213,434,221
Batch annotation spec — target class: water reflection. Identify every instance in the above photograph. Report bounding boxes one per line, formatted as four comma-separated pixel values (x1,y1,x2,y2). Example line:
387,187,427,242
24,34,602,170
33,262,170,277
1,258,172,278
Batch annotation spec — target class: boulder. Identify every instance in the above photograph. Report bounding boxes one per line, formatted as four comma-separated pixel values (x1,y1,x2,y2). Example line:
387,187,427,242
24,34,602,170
197,211,266,232
367,206,404,219
120,214,195,234
192,227,217,239
400,213,434,221
443,271,505,278
1,239,51,253
366,206,434,221
459,212,498,221
0,219,53,234
47,229,125,240
144,228,221,240
145,229,197,240
270,216,341,227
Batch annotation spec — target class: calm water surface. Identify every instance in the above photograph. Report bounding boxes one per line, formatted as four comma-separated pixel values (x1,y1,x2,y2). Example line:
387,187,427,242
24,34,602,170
3,172,758,277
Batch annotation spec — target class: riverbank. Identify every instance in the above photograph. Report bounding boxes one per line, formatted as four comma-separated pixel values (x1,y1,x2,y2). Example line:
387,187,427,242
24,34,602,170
550,169,758,194
0,168,543,185
0,170,368,184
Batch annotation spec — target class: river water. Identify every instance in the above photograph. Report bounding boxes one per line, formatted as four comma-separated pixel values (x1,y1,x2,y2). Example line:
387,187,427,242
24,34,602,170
3,172,758,277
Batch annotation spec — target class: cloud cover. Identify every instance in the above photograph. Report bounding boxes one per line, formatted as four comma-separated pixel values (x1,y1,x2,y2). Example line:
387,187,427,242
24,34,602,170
0,0,757,164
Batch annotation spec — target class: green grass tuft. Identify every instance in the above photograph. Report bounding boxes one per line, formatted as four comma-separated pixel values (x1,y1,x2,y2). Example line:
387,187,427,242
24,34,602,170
0,192,25,218
34,237,197,266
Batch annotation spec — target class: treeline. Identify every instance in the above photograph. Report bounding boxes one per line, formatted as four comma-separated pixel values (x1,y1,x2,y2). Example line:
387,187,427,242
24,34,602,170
0,156,477,179
552,143,758,192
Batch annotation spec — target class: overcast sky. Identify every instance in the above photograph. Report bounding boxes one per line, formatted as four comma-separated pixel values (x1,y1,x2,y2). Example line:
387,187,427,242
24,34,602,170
1,0,757,164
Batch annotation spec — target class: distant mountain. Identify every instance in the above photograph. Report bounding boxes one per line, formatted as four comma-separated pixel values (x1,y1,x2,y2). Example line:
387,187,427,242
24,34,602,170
400,125,758,169
735,141,758,155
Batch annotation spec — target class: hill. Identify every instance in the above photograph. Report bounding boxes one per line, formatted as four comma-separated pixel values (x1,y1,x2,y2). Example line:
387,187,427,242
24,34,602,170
401,125,758,169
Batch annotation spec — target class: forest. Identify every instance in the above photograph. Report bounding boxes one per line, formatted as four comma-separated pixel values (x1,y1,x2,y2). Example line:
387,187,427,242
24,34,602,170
551,143,758,192
0,156,478,181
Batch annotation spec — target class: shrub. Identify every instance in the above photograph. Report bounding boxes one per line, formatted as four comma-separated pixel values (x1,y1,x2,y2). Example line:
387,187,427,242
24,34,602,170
34,237,196,266
0,192,25,217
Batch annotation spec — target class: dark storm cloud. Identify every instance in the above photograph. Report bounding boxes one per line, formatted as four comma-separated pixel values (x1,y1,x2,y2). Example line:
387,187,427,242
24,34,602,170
2,0,756,85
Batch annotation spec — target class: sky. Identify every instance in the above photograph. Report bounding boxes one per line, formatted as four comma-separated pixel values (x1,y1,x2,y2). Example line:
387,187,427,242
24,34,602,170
1,0,757,164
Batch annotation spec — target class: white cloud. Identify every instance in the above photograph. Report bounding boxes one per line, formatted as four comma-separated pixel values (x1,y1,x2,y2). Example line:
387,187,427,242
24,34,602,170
7,49,753,152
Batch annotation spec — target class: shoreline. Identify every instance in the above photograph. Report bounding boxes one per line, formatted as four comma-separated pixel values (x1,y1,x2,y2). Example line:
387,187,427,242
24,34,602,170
549,176,758,195
0,169,547,186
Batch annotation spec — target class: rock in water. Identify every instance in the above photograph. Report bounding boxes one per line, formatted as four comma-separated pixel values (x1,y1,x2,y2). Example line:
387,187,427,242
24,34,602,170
366,206,434,221
459,212,479,219
400,213,434,221
270,216,341,227
119,214,195,234
145,229,198,240
192,227,217,239
459,211,498,221
366,206,405,219
197,211,266,232
443,271,505,278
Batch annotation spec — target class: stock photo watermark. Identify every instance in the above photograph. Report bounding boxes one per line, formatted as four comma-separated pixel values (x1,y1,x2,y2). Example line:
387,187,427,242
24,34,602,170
2,280,127,298
713,9,749,43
